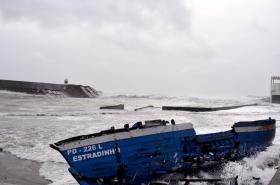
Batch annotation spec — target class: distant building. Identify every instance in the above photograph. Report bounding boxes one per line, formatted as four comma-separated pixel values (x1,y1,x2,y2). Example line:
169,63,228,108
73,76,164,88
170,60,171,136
271,76,280,103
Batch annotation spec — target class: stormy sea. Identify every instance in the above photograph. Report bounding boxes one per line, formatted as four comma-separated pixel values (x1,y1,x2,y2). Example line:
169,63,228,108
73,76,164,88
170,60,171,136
0,90,280,185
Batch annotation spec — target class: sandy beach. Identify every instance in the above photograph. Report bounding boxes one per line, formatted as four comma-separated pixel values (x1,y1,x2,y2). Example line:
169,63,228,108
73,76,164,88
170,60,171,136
0,151,51,185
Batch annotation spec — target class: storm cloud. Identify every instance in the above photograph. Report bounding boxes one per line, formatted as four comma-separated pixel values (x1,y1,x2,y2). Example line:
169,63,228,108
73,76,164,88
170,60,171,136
0,0,279,96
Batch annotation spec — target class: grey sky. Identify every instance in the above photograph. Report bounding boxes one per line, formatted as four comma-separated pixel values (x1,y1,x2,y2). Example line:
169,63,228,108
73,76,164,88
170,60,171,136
0,0,279,96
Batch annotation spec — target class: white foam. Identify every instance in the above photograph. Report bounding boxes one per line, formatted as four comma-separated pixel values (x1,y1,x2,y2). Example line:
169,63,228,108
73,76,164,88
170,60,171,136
222,145,280,184
56,116,94,121
40,162,77,185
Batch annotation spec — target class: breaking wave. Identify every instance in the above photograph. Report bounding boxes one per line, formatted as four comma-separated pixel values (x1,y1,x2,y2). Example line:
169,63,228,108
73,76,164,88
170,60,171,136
0,112,120,117
106,94,177,100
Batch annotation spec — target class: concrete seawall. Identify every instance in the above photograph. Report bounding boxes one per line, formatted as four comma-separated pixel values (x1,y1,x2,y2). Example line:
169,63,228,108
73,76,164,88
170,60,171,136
0,79,101,98
271,95,280,104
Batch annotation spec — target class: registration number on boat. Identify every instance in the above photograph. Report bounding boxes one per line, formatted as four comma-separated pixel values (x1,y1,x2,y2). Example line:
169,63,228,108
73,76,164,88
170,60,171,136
67,144,103,155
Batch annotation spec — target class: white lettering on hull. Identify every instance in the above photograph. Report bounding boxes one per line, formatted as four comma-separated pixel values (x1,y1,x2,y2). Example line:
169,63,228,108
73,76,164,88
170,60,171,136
72,148,120,162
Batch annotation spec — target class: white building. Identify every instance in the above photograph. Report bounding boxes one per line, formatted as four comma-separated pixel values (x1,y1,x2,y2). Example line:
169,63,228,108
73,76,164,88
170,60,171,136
271,76,280,103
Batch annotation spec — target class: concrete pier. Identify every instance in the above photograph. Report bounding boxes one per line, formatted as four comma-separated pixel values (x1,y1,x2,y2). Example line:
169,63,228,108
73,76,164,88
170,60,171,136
162,104,257,112
0,79,101,98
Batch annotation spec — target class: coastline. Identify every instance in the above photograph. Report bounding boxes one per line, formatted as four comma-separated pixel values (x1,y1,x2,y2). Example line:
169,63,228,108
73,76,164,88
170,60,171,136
0,151,52,185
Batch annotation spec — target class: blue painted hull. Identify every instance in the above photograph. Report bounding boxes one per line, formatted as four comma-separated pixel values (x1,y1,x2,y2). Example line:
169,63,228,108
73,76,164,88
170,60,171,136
50,118,276,185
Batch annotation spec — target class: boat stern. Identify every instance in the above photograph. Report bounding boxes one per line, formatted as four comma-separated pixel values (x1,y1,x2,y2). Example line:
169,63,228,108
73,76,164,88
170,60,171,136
233,118,276,154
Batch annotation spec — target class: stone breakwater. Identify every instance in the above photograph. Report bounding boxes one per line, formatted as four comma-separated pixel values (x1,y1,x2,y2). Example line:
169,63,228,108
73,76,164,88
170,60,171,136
0,79,101,98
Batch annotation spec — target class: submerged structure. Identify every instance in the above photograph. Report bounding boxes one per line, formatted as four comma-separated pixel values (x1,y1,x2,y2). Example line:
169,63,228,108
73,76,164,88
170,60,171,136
162,104,257,112
271,76,280,103
50,118,276,185
100,104,125,110
0,79,100,98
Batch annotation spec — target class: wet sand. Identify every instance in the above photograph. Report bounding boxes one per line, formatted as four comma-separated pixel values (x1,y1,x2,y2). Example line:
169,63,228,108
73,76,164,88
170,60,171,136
269,167,280,185
0,151,52,185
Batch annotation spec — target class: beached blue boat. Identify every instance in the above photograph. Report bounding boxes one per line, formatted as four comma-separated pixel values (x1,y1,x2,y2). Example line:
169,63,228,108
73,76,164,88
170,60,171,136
50,118,276,185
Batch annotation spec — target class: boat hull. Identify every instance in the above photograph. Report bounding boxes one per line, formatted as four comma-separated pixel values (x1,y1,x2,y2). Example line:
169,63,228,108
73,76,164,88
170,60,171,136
234,119,276,156
50,118,276,185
